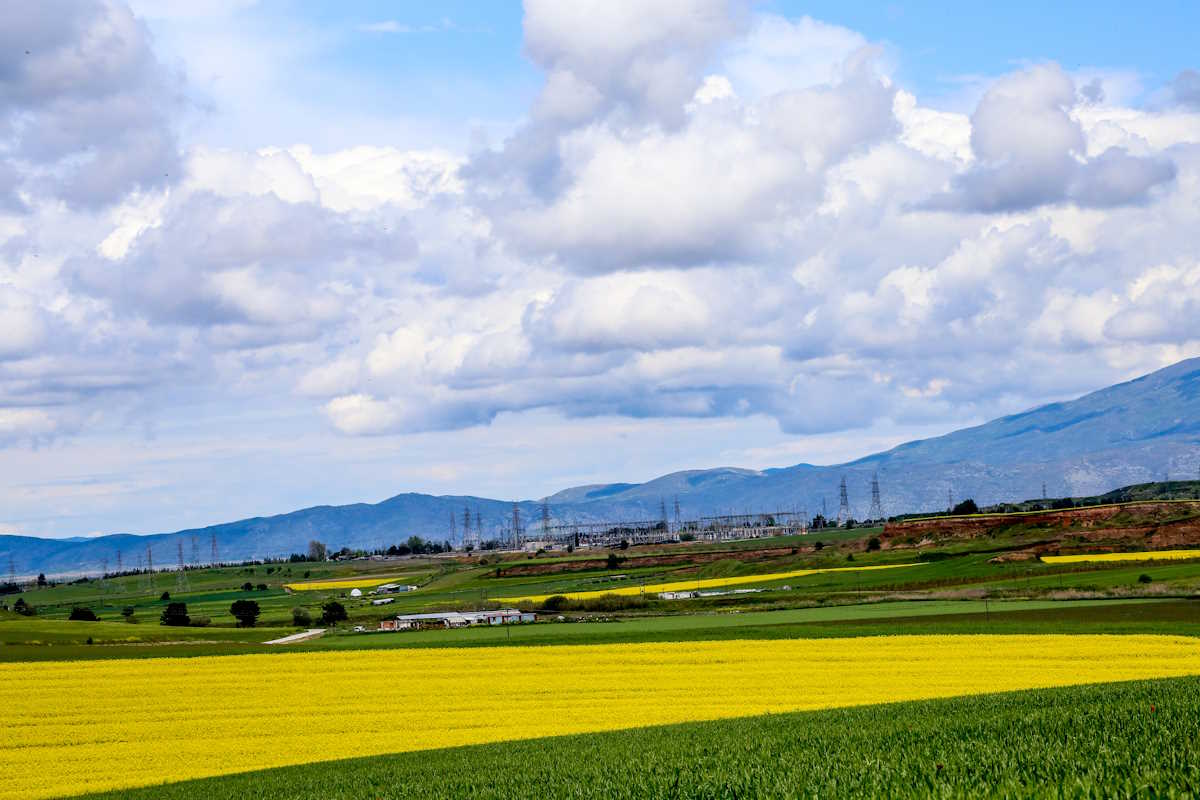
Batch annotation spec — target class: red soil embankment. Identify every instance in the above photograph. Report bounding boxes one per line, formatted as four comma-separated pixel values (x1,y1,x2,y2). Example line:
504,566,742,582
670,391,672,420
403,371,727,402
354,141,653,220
493,546,800,577
882,501,1200,555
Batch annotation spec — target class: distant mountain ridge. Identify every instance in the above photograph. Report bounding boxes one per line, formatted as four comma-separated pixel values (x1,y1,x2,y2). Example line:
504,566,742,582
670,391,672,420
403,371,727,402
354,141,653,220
4,358,1199,577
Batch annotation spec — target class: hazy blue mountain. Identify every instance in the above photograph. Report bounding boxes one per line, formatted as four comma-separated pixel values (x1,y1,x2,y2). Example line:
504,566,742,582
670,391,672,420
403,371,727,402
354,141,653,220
5,358,1199,577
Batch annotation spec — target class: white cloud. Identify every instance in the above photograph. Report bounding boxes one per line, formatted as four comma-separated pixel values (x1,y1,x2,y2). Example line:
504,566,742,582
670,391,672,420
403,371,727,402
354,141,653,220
3,0,1200,515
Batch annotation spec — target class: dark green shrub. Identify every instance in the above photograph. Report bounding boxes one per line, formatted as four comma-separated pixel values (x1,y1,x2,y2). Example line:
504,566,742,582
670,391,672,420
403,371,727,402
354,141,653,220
160,602,190,626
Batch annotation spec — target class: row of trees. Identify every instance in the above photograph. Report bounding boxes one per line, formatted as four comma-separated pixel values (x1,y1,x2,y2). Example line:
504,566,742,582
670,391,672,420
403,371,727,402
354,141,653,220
289,536,456,563
157,599,348,628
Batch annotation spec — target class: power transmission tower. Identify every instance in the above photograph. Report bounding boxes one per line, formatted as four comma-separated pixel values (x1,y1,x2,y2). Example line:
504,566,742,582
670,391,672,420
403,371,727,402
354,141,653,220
1042,482,1047,501
660,498,668,532
837,476,850,526
100,557,109,590
947,487,954,512
137,553,149,590
673,496,681,530
145,545,154,587
210,532,218,566
450,510,457,543
868,472,883,522
176,541,189,591
116,550,122,572
541,498,551,540
511,503,521,549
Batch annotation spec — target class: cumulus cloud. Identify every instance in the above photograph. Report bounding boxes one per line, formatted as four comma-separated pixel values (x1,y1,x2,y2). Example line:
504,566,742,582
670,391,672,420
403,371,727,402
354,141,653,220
932,64,1176,212
69,191,416,337
2,0,1200,458
523,0,741,127
0,0,183,208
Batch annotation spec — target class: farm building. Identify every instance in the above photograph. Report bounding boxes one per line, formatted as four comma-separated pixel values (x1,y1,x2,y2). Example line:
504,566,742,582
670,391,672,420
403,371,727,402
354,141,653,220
380,609,536,631
374,583,419,594
379,618,418,631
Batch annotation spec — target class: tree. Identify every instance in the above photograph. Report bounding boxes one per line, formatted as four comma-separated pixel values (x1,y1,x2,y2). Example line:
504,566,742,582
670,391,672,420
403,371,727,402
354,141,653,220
1139,574,1153,584
606,553,621,569
292,607,312,627
540,595,569,611
307,540,327,561
255,583,267,591
36,573,46,587
814,541,825,551
159,591,170,601
618,539,630,550
866,537,882,552
121,606,136,621
13,598,34,616
952,499,980,515
68,607,98,621
160,602,190,626
229,599,261,627
321,600,348,625
241,582,254,591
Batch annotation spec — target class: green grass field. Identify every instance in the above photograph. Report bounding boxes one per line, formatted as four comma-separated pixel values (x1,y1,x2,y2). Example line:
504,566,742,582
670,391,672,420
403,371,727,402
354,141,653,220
5,597,1198,662
80,676,1200,799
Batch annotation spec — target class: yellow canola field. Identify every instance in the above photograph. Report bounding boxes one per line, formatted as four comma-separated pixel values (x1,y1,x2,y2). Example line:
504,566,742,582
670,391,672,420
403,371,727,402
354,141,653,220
1041,549,1200,564
500,562,922,604
284,575,413,591
5,634,1200,799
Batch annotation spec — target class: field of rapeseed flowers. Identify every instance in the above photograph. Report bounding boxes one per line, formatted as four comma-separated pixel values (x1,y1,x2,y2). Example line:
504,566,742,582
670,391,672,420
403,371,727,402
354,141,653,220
1042,549,1200,564
499,562,923,603
3,634,1200,799
283,576,411,591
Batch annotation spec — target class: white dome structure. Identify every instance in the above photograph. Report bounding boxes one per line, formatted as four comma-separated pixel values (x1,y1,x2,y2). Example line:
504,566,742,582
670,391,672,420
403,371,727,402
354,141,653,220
349,588,363,598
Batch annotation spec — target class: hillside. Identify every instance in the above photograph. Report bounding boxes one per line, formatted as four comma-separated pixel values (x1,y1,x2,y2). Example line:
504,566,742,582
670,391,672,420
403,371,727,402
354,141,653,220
4,358,1199,576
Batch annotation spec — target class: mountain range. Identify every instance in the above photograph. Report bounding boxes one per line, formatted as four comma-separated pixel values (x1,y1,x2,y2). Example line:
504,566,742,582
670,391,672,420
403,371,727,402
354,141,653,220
4,357,1199,577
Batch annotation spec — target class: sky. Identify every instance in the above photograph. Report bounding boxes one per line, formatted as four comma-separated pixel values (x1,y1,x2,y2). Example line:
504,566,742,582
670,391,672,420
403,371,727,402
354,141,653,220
1,1,1198,538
